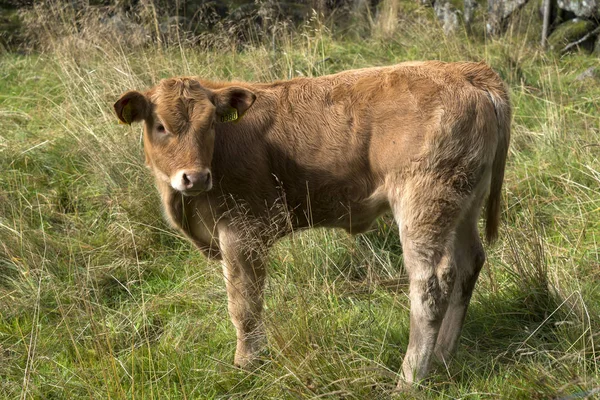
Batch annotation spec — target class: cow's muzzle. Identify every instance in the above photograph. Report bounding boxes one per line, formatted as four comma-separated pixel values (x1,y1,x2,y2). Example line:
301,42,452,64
171,169,212,195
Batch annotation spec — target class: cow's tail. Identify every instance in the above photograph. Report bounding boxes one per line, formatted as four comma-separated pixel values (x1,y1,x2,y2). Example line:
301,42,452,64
460,62,511,243
485,89,510,244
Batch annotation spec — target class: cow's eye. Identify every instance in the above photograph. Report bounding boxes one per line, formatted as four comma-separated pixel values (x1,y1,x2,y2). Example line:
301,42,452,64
156,124,166,134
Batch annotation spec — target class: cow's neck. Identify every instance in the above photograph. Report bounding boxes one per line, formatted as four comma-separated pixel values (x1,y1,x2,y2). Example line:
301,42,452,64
156,179,221,259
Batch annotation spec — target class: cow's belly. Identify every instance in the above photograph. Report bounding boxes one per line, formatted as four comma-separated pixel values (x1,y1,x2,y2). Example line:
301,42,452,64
299,186,391,234
324,202,391,234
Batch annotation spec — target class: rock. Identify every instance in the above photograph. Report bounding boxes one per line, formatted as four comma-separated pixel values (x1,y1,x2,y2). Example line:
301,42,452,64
487,0,530,36
434,1,459,34
575,67,598,80
548,18,596,51
556,0,599,18
160,16,189,35
104,14,149,47
502,0,545,43
501,0,532,17
463,0,478,28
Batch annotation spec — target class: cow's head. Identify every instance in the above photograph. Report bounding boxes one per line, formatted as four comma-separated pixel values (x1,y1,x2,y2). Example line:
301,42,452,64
114,78,255,196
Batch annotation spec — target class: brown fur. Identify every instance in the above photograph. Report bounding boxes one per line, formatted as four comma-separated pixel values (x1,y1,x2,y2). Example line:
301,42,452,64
114,60,511,386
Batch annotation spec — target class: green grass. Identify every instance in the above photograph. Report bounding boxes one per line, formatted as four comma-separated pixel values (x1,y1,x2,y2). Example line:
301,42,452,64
1,8,599,399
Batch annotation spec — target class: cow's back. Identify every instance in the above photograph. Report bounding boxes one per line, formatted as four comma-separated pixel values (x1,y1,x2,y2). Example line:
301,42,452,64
209,61,502,233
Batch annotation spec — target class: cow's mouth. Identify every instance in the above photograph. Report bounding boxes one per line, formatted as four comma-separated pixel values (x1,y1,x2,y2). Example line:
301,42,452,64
180,188,209,197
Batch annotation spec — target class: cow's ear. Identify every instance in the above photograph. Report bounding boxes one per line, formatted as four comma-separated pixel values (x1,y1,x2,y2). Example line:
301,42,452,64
114,91,151,125
212,87,256,122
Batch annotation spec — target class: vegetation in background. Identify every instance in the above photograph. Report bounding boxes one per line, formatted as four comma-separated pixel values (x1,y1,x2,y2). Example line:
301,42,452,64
0,1,599,398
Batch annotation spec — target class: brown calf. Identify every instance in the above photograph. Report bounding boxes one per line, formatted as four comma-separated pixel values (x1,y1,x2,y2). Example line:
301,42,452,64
114,61,510,386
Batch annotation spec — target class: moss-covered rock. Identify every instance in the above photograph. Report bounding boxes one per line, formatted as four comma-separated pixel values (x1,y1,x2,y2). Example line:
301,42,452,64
548,18,596,51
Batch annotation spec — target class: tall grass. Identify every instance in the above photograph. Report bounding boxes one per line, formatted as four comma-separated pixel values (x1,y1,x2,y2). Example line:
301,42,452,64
1,2,599,398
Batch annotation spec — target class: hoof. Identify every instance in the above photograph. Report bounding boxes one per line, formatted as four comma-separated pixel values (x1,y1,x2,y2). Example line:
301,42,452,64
393,379,419,396
234,347,270,370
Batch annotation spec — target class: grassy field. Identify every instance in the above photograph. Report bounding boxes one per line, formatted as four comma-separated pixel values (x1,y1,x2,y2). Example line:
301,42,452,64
1,5,599,399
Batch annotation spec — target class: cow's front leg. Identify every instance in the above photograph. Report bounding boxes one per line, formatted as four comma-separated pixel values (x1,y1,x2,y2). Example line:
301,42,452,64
218,223,267,368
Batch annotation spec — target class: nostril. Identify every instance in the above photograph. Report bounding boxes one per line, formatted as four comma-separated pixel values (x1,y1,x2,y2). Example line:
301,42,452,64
205,172,211,185
182,173,193,188
181,173,197,189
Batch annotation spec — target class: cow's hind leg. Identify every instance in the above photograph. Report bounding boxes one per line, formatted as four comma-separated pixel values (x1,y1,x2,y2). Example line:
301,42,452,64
434,197,486,363
218,223,267,369
392,177,465,386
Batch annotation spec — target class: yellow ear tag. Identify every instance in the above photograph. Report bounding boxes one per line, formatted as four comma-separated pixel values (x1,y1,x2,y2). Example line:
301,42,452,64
120,102,134,125
220,108,238,123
